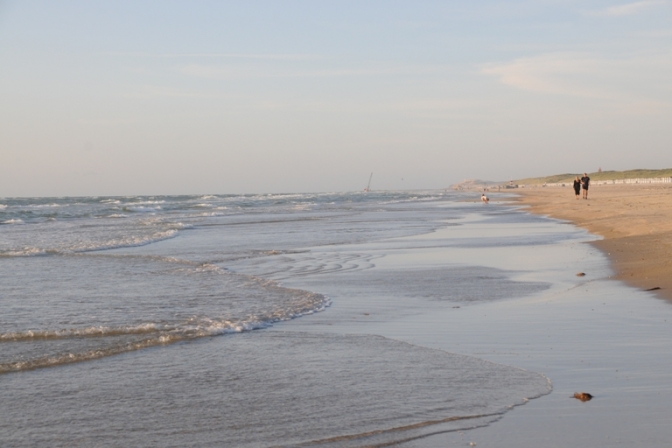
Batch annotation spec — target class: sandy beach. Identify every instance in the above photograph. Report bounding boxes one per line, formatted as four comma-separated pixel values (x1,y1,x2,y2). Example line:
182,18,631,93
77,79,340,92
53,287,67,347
511,183,672,302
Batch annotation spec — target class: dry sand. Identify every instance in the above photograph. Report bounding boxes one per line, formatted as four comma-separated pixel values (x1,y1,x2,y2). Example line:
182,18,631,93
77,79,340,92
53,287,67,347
510,183,672,301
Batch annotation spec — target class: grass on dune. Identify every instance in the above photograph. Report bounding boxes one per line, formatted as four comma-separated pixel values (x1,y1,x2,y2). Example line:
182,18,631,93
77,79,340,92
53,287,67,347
515,169,672,185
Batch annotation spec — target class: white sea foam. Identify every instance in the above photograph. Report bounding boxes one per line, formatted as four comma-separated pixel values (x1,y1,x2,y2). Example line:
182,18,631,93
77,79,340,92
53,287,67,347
0,291,331,373
0,247,45,256
0,227,182,257
0,335,184,373
0,323,164,341
74,229,180,252
1,219,24,225
26,203,62,208
124,206,161,213
125,200,165,205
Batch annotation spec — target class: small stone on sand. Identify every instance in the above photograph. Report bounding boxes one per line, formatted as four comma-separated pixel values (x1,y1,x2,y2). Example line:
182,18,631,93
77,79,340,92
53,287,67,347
576,272,586,277
573,392,593,401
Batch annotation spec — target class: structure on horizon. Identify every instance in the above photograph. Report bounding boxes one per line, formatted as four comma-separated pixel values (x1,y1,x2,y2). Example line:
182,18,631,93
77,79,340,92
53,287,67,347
364,173,373,192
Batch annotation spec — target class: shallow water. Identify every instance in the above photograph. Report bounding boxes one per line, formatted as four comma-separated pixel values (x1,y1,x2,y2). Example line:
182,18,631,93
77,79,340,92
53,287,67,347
1,331,551,447
1,192,592,446
274,205,672,447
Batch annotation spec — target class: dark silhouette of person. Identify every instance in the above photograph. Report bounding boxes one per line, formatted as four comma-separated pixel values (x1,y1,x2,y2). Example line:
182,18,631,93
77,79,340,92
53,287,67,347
581,173,590,199
573,176,581,199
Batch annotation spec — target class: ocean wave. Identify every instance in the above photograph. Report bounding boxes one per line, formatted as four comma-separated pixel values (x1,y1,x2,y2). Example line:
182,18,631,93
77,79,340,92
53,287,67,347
22,203,63,208
0,335,182,373
124,206,161,213
1,219,24,225
0,247,45,257
292,204,314,210
0,293,331,373
123,200,166,206
0,228,181,257
0,323,166,341
73,229,181,252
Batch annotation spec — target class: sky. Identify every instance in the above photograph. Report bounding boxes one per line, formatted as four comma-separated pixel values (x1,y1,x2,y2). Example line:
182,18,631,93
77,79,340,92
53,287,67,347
1,0,671,196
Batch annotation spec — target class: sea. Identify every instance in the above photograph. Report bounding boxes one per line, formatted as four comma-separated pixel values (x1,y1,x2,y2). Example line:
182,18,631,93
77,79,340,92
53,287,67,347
2,191,670,447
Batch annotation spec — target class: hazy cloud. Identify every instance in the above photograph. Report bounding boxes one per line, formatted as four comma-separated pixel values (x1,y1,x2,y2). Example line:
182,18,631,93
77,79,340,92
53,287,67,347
588,1,667,16
482,52,672,111
482,53,607,97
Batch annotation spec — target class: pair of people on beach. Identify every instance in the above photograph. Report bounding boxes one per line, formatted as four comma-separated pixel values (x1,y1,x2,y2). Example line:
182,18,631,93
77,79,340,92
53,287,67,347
573,173,590,199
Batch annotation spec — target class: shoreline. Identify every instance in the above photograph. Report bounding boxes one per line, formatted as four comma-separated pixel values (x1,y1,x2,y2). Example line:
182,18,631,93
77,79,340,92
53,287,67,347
506,183,672,302
277,200,672,447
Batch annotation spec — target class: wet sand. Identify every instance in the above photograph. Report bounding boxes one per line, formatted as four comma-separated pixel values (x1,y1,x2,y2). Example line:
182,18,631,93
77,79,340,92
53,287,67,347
511,183,672,301
277,199,672,447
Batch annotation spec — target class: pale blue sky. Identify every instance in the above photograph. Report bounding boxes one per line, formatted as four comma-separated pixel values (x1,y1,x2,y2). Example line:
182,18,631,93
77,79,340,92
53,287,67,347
1,1,671,196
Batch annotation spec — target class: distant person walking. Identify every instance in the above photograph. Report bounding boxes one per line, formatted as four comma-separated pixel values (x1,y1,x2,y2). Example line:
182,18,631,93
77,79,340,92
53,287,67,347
581,173,590,199
573,176,581,199
481,193,489,204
